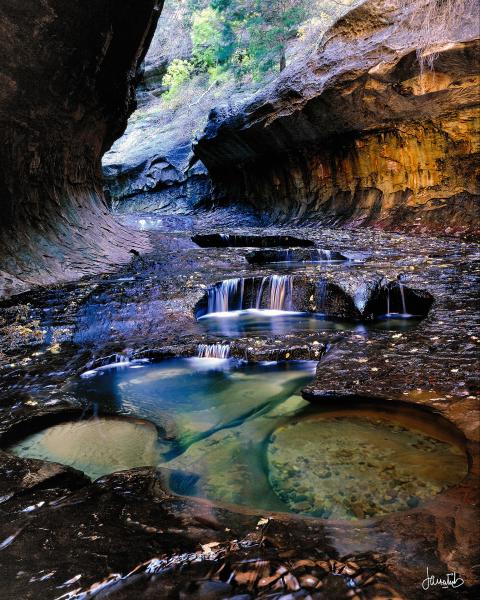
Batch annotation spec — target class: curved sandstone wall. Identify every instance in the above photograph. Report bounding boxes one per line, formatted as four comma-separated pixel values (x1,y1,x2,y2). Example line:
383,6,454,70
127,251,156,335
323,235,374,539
194,0,479,237
0,1,162,297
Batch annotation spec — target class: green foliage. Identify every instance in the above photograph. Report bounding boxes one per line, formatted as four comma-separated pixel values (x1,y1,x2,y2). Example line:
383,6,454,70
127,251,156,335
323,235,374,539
184,0,312,79
191,7,224,69
165,0,353,96
162,59,194,99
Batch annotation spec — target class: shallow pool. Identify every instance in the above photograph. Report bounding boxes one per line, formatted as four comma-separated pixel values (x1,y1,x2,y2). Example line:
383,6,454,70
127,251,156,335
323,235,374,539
8,359,467,518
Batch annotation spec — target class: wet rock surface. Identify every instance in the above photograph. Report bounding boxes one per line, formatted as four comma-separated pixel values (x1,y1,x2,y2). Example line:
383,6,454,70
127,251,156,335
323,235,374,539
0,214,479,598
104,138,213,216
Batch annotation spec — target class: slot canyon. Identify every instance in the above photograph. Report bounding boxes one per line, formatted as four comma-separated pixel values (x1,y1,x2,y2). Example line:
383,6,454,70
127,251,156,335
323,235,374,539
0,1,478,599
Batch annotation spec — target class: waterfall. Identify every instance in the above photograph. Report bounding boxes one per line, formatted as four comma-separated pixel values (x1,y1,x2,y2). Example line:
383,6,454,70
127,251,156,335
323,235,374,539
318,249,332,261
269,275,293,310
197,344,230,359
208,278,242,313
316,279,328,312
385,282,408,316
114,353,130,364
206,275,294,314
254,277,268,308
399,282,407,315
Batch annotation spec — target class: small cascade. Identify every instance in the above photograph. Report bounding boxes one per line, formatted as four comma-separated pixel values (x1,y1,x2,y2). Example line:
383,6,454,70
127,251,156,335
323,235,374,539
269,275,293,310
318,249,332,261
80,353,149,379
316,279,328,313
385,282,409,317
245,248,352,265
205,275,294,314
399,282,407,315
207,278,243,313
114,353,130,364
197,343,230,359
254,277,268,309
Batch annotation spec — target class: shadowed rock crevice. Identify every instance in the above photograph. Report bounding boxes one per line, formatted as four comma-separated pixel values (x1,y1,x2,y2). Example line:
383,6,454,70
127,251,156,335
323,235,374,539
364,281,435,319
245,248,352,264
0,0,163,298
192,233,315,248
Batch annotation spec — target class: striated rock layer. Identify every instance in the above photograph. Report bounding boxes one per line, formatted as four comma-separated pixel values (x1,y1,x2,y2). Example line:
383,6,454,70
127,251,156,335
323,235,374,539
195,0,479,237
0,0,163,297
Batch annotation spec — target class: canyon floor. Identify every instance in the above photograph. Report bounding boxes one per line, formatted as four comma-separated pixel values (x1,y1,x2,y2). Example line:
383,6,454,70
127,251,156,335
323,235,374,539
0,211,478,599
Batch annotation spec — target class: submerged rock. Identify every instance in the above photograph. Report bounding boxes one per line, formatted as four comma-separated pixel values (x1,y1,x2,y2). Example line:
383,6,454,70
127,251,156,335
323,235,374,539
267,413,467,519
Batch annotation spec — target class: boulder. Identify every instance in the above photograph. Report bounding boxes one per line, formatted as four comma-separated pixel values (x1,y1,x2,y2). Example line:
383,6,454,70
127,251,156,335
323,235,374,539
103,137,212,214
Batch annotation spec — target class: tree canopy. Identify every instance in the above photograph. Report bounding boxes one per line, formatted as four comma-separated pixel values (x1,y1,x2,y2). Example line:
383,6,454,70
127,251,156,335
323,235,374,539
161,0,357,99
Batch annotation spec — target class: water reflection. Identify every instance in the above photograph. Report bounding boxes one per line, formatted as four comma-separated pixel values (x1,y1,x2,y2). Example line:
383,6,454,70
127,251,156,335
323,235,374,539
198,309,422,337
